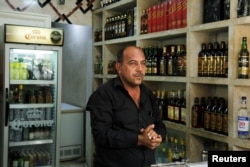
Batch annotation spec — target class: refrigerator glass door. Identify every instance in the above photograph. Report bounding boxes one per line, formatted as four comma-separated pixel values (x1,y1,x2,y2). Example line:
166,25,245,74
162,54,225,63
7,46,59,167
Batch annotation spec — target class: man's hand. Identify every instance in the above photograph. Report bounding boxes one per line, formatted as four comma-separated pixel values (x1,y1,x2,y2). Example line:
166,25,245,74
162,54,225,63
137,124,162,149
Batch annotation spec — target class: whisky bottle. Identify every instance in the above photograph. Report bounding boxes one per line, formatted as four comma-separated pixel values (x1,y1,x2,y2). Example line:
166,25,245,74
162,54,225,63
151,45,158,75
159,46,167,76
168,45,175,76
213,42,220,77
198,43,207,77
221,41,228,78
222,103,228,136
238,96,250,139
180,90,186,125
207,43,214,77
203,97,212,131
238,37,249,79
146,46,152,75
215,97,226,134
140,9,148,34
177,44,186,76
191,97,200,128
209,97,219,132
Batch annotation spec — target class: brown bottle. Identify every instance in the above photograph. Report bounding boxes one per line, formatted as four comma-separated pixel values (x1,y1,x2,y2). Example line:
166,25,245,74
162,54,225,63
159,46,167,76
238,37,249,79
191,97,200,128
220,41,228,78
209,97,219,132
203,97,212,131
140,9,148,34
207,43,214,77
198,43,207,77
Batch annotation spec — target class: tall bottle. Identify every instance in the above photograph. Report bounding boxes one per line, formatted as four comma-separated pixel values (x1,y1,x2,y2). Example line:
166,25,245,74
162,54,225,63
221,41,228,78
207,43,215,77
159,46,167,76
191,97,200,128
145,47,152,75
140,9,148,34
238,37,249,79
238,96,250,139
209,97,219,132
215,97,226,134
198,43,207,77
168,45,175,76
151,45,158,75
178,44,186,76
203,97,212,131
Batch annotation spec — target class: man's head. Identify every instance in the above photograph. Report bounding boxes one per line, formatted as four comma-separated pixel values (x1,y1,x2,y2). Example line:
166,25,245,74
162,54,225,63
115,46,146,88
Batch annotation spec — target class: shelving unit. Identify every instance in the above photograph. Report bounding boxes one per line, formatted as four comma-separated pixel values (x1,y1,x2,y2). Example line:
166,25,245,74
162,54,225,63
92,0,250,164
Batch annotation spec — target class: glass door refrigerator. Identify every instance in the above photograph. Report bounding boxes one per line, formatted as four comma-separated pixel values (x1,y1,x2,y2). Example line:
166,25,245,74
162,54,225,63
0,24,64,167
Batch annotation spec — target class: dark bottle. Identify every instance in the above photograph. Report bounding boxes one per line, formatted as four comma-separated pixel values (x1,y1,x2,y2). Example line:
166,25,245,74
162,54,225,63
213,42,220,77
168,45,176,76
215,97,226,134
126,8,134,36
198,43,207,77
140,9,148,34
191,97,200,128
159,46,167,76
199,97,206,128
155,90,161,117
174,90,182,123
173,45,179,76
209,97,219,132
221,41,228,78
121,14,128,37
104,18,110,40
145,47,152,75
222,103,228,136
238,37,249,79
180,90,186,125
203,97,212,131
151,45,158,75
207,43,215,77
178,44,186,76
159,91,167,120
167,90,175,122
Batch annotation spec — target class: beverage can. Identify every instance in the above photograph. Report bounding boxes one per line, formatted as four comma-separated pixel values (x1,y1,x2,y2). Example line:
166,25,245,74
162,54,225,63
45,108,52,120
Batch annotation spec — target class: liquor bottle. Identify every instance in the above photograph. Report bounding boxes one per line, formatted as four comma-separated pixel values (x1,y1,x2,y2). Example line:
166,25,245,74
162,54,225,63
203,97,212,131
167,90,175,122
198,43,207,77
18,85,25,104
191,97,200,128
159,91,167,120
168,136,174,163
167,45,175,76
222,103,228,136
145,47,152,75
213,42,220,77
151,45,158,75
238,96,250,139
199,97,206,128
178,44,186,76
179,138,187,162
140,9,148,34
215,97,226,134
126,8,134,36
221,41,228,78
238,37,249,79
159,46,167,75
172,138,181,162
174,90,181,123
180,90,186,125
209,97,219,132
104,18,110,40
13,86,19,103
173,45,179,76
207,43,214,77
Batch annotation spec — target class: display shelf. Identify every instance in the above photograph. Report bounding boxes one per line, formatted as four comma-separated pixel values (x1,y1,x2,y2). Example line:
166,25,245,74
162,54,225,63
92,0,250,164
9,139,53,147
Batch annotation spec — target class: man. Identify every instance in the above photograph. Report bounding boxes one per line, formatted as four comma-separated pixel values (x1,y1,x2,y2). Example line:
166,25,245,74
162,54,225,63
86,46,167,167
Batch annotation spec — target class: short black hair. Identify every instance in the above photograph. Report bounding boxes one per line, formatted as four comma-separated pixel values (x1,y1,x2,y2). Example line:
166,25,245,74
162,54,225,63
116,45,142,63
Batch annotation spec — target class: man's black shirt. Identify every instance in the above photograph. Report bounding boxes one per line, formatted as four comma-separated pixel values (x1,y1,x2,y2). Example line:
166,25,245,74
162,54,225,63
86,77,167,167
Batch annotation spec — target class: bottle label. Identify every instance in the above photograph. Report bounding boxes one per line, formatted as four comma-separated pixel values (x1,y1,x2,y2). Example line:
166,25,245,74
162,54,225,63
238,116,250,135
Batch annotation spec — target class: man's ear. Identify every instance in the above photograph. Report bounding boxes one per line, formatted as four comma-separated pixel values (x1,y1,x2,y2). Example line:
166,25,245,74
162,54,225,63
115,62,121,73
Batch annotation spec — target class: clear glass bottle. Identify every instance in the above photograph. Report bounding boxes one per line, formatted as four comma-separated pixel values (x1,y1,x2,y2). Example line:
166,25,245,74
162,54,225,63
238,96,250,139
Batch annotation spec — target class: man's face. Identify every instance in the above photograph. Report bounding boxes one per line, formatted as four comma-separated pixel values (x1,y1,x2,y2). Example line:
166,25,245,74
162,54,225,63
116,47,146,87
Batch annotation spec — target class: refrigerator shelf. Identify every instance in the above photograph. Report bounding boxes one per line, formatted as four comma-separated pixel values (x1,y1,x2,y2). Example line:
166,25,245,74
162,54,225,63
10,80,56,85
10,103,54,109
9,139,53,147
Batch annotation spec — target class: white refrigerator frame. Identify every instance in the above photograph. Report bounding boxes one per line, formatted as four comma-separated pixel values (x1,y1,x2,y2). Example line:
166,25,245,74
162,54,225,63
1,43,62,167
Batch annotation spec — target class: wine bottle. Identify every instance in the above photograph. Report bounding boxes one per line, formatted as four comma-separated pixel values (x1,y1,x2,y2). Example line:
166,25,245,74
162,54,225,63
238,37,249,79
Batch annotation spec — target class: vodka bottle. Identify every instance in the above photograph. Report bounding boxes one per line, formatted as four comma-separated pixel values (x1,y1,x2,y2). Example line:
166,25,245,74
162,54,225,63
238,96,250,139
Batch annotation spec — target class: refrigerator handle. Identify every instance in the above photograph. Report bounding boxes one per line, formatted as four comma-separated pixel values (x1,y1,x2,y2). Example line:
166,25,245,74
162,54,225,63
5,88,9,127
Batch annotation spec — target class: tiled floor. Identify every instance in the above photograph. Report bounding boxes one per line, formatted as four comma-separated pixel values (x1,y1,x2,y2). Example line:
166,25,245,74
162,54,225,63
60,158,87,167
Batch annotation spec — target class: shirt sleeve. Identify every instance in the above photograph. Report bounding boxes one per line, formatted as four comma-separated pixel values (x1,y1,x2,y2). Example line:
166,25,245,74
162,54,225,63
86,89,139,149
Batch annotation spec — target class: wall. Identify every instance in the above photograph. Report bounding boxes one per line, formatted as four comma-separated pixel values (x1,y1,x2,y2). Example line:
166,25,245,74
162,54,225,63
0,0,97,26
